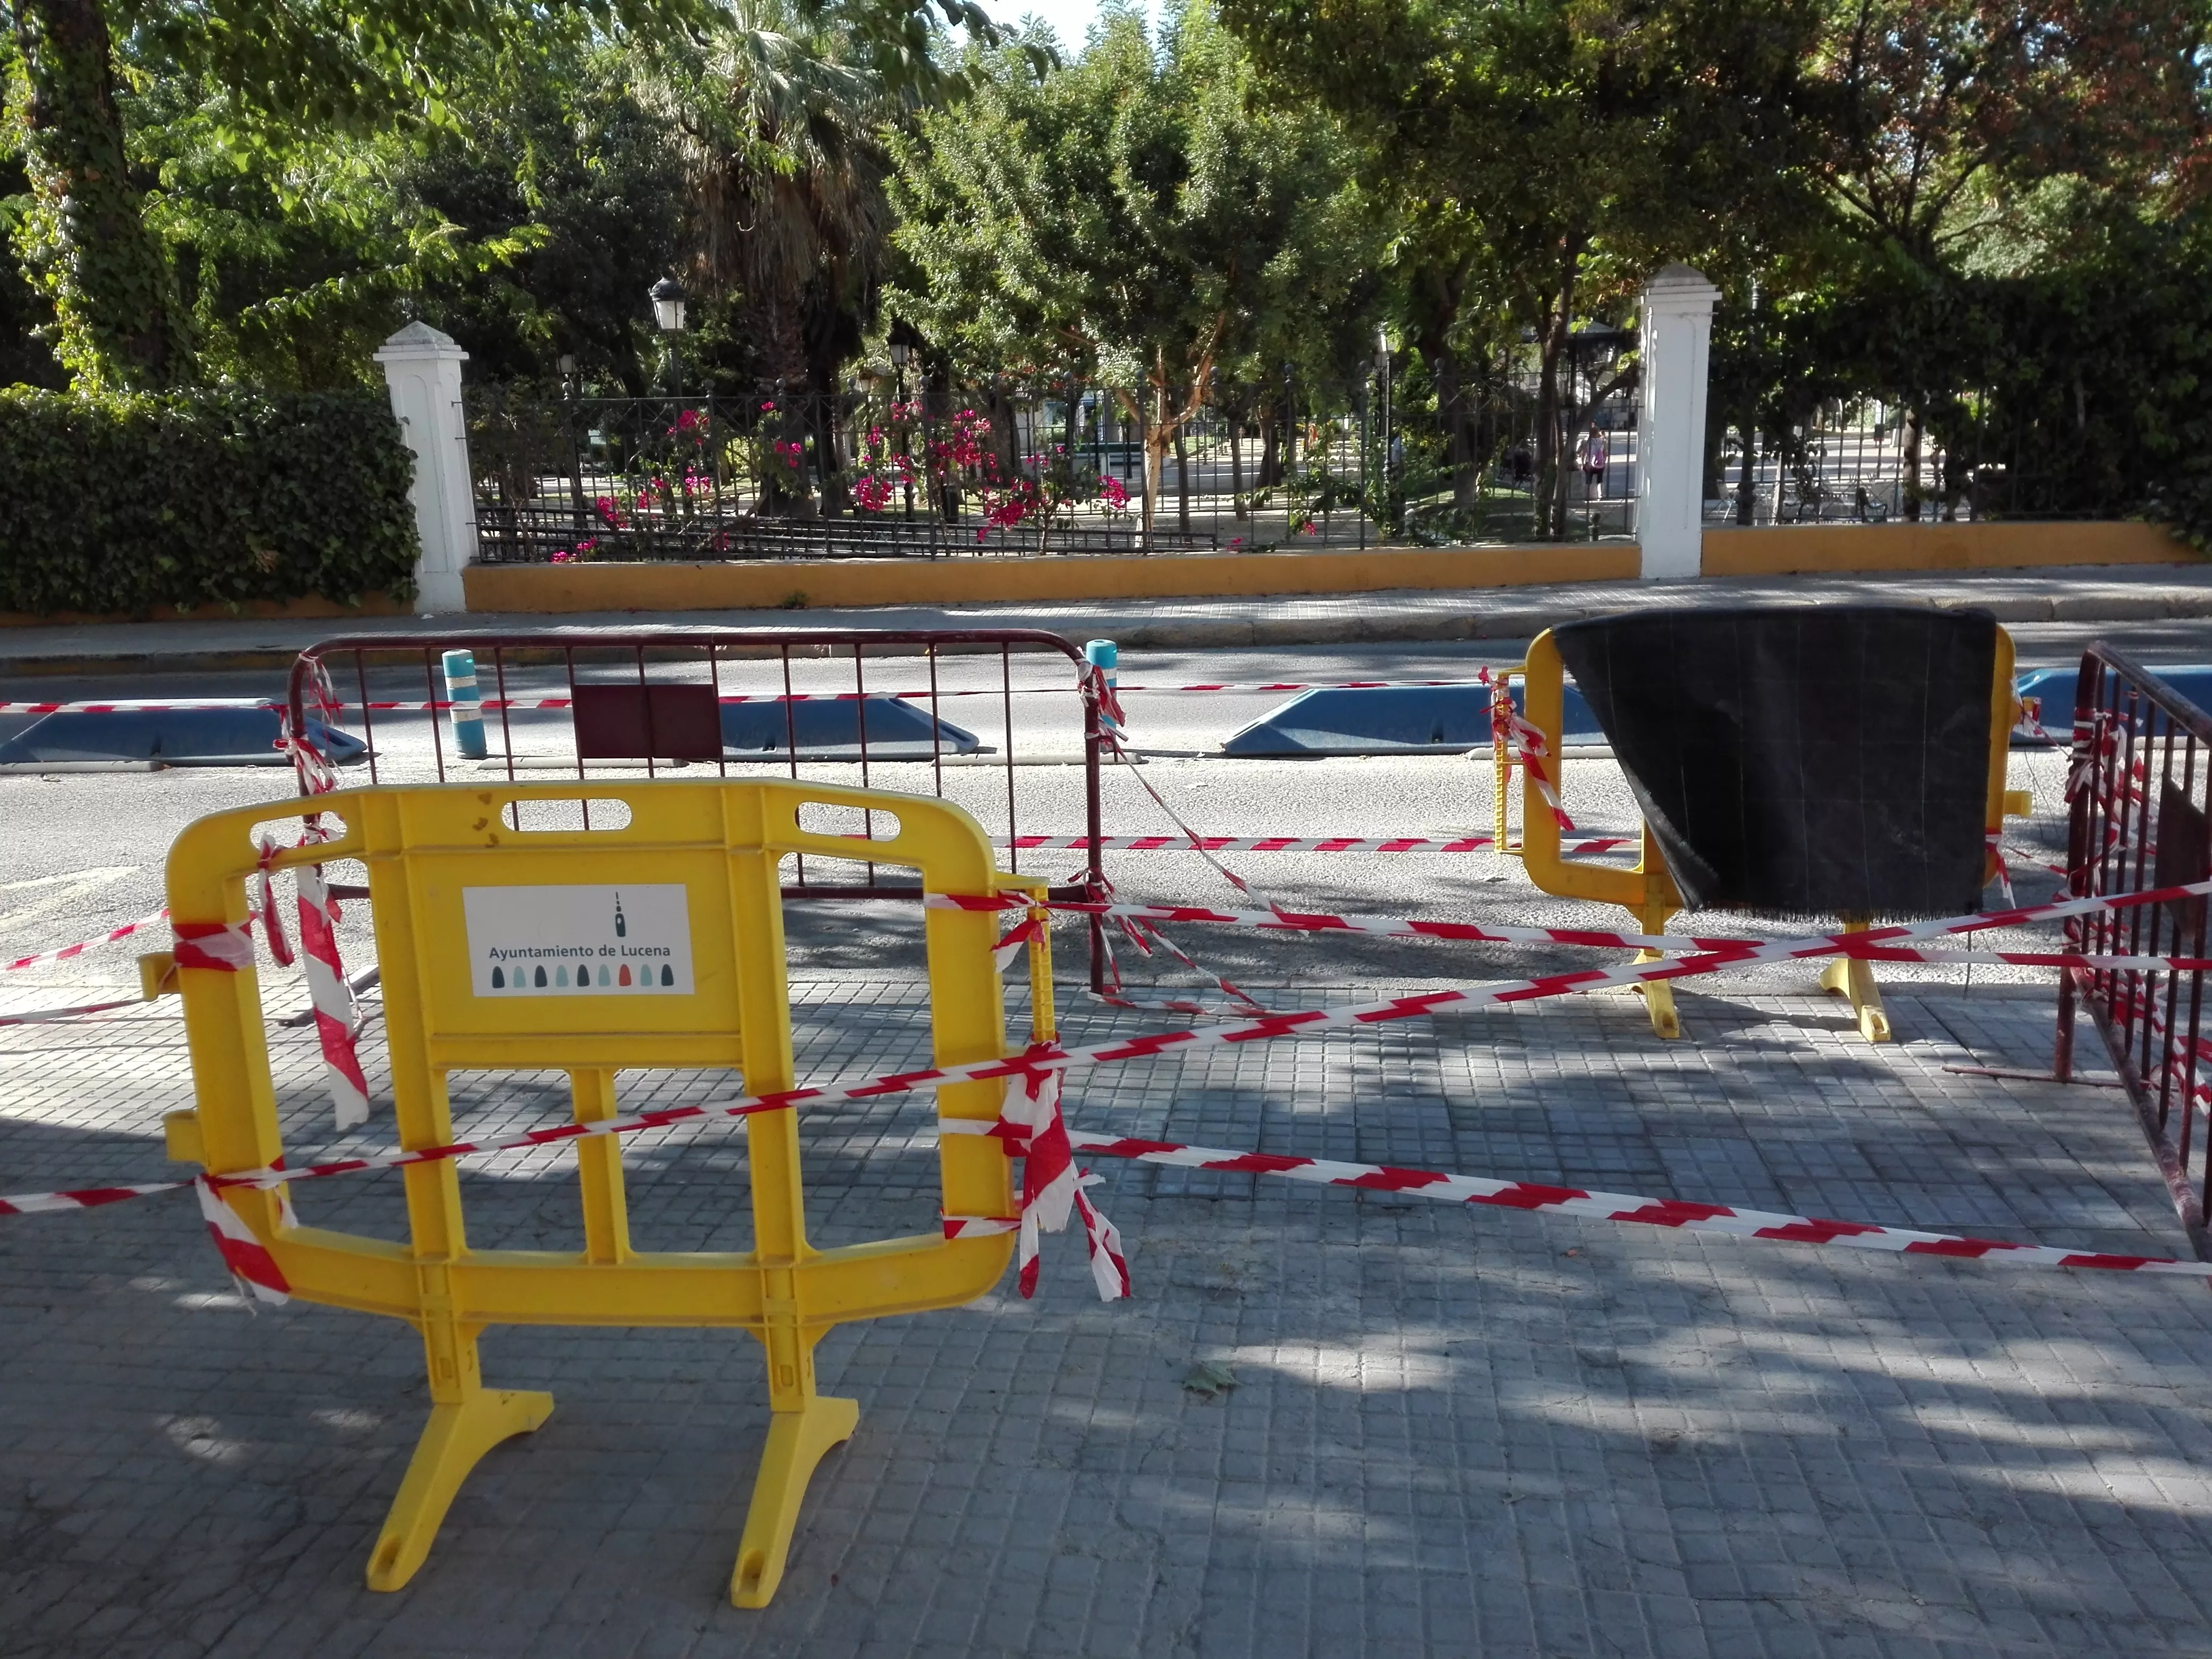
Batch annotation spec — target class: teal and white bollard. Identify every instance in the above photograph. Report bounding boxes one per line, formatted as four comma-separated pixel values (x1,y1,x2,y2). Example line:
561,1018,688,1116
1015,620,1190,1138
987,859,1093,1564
1084,639,1120,738
440,648,489,760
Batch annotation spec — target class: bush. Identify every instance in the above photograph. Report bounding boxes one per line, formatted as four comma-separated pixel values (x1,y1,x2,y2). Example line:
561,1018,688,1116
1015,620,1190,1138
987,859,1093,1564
0,387,419,615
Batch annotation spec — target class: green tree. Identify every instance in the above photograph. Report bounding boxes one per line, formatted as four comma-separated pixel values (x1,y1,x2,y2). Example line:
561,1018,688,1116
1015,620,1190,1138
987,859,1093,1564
2,0,997,389
1782,0,2212,514
1219,0,1819,538
6,0,192,384
887,1,1376,541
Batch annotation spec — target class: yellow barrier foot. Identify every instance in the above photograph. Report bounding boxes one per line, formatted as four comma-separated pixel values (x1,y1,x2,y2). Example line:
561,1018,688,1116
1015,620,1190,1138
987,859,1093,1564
730,1395,859,1608
1636,979,1681,1041
366,1388,554,1590
1819,957,1892,1044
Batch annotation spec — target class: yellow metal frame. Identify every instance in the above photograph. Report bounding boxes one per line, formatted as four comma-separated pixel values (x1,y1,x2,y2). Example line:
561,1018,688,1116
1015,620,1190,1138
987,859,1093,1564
1504,626,2022,1042
159,780,1030,1605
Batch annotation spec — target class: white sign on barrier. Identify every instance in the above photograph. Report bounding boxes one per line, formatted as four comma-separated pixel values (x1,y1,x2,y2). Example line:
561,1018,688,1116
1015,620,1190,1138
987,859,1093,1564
463,883,694,996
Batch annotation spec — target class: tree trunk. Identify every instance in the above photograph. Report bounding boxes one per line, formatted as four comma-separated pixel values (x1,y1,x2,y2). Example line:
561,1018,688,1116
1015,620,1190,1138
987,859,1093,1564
1532,237,1583,540
1230,415,1245,518
1733,418,1759,525
9,0,190,387
1174,423,1191,533
1902,407,1924,522
812,393,847,517
1142,410,1169,549
1534,318,1567,538
986,383,1019,484
1258,403,1279,488
1413,281,1478,511
1439,347,1480,511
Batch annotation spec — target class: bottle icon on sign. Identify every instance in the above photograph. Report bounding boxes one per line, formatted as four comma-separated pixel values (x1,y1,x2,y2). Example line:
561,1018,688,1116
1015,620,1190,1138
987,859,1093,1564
614,893,627,939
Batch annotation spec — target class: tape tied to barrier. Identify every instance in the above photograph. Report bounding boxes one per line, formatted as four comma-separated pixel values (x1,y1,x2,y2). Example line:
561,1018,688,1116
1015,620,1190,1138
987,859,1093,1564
940,1043,1130,1302
1488,674,1575,832
292,828,370,1132
172,920,256,973
17,875,2212,1305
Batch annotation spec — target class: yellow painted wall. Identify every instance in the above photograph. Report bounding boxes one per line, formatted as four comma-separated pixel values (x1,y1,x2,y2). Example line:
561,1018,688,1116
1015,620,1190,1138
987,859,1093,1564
463,520,2195,616
1699,518,2194,576
463,542,1641,614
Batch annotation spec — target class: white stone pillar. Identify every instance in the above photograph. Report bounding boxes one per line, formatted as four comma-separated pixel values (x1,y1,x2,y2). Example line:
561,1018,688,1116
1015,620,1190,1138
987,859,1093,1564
1635,264,1720,581
373,322,476,614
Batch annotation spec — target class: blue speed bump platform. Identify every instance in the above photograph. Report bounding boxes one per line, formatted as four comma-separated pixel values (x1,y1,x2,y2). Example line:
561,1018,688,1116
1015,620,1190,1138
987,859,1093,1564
2014,664,2212,741
0,705,366,767
1221,682,1603,757
719,695,982,760
1217,665,2212,759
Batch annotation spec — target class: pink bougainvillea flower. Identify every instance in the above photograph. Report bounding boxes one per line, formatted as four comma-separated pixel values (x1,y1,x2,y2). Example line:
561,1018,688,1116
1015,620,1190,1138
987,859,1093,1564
550,549,574,563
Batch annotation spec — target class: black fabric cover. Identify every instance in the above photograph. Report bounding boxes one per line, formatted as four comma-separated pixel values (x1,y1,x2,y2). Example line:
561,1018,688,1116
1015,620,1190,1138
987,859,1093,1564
1551,606,1996,917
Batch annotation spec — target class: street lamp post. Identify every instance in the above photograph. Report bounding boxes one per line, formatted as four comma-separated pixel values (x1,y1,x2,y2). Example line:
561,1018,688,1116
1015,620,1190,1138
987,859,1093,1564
558,353,585,516
1375,326,1393,534
889,339,915,522
649,276,686,397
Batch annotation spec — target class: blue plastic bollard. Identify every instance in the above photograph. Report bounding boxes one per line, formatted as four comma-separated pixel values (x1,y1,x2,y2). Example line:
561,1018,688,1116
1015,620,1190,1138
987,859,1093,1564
441,648,489,760
1084,639,1121,736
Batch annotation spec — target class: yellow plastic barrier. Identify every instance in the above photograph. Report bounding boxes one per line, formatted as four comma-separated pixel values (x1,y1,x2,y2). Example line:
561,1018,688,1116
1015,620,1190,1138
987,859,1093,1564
158,780,1034,1605
1502,626,2021,1042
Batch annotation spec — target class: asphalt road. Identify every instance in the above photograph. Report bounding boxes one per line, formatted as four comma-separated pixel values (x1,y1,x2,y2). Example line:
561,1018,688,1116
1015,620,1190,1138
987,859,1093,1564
1,622,2198,1017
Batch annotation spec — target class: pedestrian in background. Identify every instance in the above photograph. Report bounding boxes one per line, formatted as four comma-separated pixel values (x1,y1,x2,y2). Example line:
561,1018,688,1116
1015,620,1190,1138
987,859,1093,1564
1577,425,1610,499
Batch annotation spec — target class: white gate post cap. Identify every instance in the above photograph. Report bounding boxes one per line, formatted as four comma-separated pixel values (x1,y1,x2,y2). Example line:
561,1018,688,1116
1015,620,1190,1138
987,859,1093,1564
373,321,470,364
1642,264,1720,309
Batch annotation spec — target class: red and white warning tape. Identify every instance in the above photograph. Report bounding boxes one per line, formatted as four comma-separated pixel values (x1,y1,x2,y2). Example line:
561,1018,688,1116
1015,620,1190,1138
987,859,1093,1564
0,699,286,716
0,995,156,1029
3,909,169,972
932,892,2212,973
940,1048,1130,1301
8,874,2201,1219
0,677,1519,718
1057,1129,2212,1277
12,876,2212,1303
993,833,1636,856
292,834,370,1130
1489,679,1574,831
3,867,368,1134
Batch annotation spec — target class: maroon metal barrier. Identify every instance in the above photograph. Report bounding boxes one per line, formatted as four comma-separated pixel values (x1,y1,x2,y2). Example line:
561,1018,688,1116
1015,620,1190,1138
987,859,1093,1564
285,627,1109,986
2057,644,2212,1256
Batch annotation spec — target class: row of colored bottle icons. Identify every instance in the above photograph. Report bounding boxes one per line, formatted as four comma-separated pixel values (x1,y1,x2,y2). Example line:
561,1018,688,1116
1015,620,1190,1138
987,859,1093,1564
489,961,678,990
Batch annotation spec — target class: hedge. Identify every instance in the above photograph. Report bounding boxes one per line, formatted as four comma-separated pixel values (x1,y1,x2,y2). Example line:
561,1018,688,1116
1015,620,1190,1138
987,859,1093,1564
0,386,420,615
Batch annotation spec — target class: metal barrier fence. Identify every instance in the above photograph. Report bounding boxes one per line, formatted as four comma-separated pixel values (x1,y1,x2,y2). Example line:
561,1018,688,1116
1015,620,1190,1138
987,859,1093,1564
2057,645,2212,1256
286,629,1110,987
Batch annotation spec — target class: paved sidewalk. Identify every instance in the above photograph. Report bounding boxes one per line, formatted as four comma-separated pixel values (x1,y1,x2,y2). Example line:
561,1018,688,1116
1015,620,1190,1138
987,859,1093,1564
6,973,2212,1657
5,562,2212,673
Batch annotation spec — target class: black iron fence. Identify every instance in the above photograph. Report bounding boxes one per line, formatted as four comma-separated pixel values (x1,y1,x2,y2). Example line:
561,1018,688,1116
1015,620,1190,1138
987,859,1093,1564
463,384,1392,562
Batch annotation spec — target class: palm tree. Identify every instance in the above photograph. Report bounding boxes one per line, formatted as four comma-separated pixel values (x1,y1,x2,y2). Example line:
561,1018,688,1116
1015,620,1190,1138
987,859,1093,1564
642,0,934,511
